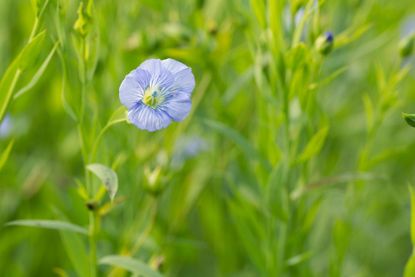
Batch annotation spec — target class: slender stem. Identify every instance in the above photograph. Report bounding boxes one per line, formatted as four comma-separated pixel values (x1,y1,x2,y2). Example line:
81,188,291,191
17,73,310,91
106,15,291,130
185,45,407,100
0,69,22,122
28,18,39,43
89,211,98,277
90,123,111,163
75,34,97,276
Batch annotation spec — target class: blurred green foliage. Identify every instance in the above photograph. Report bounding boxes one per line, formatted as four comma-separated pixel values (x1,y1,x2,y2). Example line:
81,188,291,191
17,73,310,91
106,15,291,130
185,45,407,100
1,0,415,276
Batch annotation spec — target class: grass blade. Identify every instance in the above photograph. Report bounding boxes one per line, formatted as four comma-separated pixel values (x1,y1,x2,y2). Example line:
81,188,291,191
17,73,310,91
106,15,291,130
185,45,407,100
298,126,329,163
0,139,14,171
14,41,59,99
5,219,88,235
0,31,46,122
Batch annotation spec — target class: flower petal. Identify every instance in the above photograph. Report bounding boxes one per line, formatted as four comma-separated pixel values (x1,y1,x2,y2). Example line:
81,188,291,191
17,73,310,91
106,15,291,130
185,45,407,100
162,58,195,95
159,93,191,122
173,68,195,95
128,103,172,132
162,58,188,74
119,69,151,109
138,59,174,89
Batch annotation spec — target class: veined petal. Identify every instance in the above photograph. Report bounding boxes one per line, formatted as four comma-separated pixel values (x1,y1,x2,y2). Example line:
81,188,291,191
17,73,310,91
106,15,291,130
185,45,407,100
128,103,172,132
162,58,188,74
159,93,191,122
119,69,150,109
139,59,174,89
162,58,195,95
172,68,195,95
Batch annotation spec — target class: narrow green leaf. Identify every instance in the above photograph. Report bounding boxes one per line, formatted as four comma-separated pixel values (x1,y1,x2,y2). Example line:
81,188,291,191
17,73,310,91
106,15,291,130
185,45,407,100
5,219,88,235
14,41,59,99
87,163,118,201
298,126,329,162
0,70,22,122
403,113,415,128
57,49,77,121
0,31,46,122
100,255,163,277
0,139,15,171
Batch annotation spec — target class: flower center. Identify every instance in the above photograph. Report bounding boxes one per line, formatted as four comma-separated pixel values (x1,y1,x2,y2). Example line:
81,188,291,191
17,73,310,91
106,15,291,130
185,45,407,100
143,87,164,109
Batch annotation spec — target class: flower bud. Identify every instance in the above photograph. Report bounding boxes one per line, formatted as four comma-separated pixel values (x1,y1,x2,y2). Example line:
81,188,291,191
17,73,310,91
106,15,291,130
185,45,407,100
402,112,415,128
399,33,414,58
73,1,93,37
143,166,164,196
315,32,334,55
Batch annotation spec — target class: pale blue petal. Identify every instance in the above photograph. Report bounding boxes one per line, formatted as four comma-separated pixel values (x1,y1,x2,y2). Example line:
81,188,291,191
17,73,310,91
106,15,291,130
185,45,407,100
161,59,195,95
138,59,174,89
128,103,172,132
119,69,150,109
172,68,195,95
159,93,191,122
162,58,188,74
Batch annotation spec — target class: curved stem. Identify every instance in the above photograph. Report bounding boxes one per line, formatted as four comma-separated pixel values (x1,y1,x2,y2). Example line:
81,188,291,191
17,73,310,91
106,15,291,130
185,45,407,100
89,211,99,277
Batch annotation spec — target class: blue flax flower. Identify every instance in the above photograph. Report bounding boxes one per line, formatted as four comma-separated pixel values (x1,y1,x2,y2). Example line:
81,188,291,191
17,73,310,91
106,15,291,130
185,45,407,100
119,58,195,131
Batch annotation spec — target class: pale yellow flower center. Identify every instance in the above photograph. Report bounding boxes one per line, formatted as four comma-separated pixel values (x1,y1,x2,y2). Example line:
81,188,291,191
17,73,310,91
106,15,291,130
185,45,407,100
143,87,164,109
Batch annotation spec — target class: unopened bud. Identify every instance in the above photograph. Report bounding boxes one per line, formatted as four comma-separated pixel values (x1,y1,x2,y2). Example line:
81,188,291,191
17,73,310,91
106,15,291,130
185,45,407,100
402,112,415,128
73,1,93,37
315,32,334,55
143,166,164,196
399,33,414,58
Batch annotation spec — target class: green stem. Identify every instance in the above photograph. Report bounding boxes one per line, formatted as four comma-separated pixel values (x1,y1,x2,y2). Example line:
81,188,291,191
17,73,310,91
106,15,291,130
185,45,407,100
28,18,39,43
89,211,98,277
0,69,22,122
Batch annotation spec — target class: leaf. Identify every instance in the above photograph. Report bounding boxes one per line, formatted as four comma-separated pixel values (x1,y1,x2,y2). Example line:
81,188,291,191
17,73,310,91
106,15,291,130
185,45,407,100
5,219,88,235
0,70,22,123
56,49,77,121
403,113,415,128
14,41,59,99
0,139,15,171
0,31,46,122
87,163,118,201
100,255,164,277
298,126,329,162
